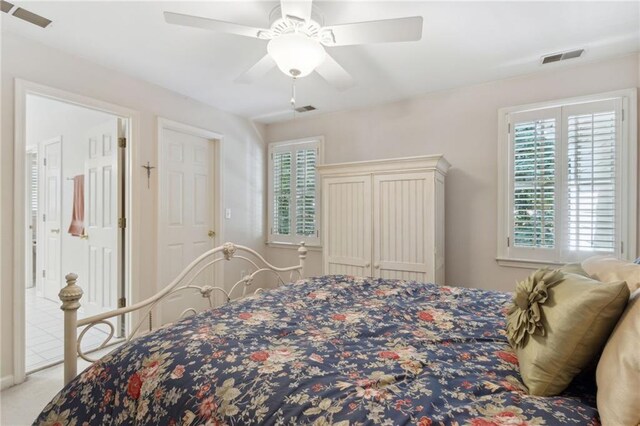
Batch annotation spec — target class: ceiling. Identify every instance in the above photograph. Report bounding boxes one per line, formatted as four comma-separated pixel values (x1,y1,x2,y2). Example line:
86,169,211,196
3,1,639,123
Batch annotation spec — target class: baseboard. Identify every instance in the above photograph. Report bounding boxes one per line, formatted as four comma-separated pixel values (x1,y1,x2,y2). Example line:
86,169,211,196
0,374,15,390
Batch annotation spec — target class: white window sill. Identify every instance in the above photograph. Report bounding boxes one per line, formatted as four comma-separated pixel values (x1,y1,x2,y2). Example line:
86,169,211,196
266,241,322,251
496,257,564,270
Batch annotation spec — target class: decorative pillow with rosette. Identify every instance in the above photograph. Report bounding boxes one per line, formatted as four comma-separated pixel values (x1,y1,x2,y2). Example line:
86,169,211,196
506,268,629,396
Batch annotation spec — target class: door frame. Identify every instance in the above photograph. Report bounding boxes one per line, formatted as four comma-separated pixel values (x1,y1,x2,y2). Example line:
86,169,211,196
13,79,141,385
156,117,224,326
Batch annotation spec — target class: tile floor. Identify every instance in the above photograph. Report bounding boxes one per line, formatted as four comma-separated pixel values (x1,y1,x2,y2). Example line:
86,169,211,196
26,287,111,372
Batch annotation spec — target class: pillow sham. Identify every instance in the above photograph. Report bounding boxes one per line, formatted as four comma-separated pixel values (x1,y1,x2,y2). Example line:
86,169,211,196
559,262,589,277
506,268,629,396
596,289,640,426
582,255,640,292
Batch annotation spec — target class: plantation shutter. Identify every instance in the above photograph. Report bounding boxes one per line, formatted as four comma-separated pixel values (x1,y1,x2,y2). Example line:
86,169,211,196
272,151,292,236
565,99,619,255
512,116,557,249
269,139,321,245
29,152,39,214
509,107,561,261
295,148,317,236
505,97,625,264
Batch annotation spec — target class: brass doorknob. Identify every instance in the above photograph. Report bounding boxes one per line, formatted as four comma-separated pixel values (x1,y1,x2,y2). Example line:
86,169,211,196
80,233,89,240
208,230,215,238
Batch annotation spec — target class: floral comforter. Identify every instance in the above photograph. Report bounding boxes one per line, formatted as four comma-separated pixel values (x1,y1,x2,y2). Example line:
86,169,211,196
36,276,599,425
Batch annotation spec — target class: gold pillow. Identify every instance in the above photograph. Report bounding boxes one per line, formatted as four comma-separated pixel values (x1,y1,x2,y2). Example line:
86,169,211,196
506,268,629,396
596,289,640,426
559,262,589,277
582,255,640,292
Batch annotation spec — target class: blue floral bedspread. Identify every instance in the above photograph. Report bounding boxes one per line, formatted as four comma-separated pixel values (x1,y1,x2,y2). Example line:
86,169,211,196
35,276,599,425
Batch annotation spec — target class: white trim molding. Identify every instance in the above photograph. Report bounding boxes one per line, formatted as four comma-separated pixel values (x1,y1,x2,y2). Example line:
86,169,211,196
497,88,637,269
1,375,15,391
13,79,141,384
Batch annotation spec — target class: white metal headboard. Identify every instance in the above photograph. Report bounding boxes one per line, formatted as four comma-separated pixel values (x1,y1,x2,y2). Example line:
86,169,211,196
58,242,307,384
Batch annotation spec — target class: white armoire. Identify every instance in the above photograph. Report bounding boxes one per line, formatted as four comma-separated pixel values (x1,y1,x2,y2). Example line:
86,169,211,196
317,155,450,284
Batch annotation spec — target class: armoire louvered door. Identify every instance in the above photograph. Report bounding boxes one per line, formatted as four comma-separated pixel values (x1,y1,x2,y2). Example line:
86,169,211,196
322,175,371,275
319,155,450,284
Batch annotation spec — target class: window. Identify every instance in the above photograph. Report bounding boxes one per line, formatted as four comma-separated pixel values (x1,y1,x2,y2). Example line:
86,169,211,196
268,137,323,246
497,90,637,267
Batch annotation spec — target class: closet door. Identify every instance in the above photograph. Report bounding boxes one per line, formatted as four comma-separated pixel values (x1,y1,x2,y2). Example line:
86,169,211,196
323,175,372,276
373,172,434,282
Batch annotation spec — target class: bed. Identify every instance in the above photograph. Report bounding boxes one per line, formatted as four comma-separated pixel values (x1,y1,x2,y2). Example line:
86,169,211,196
35,244,599,425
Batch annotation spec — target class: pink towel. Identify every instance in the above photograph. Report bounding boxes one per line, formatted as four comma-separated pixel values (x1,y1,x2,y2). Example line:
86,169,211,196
68,175,85,236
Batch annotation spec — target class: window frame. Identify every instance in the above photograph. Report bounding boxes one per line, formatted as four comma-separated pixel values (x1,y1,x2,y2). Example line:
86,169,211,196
497,89,637,268
267,136,324,247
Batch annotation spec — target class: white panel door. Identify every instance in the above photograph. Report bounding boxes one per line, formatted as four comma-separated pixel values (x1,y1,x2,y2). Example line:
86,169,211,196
373,172,434,282
42,137,62,302
159,129,215,324
83,118,122,317
322,175,372,276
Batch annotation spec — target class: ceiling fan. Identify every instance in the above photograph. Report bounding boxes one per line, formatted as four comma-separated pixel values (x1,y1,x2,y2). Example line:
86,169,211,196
164,0,423,91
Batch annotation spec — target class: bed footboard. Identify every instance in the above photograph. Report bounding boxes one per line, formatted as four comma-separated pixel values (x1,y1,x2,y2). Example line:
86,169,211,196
58,242,307,384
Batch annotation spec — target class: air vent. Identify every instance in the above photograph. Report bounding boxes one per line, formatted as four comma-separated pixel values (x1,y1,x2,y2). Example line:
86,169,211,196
12,7,51,27
541,49,584,64
1,2,51,28
294,105,316,113
0,1,14,13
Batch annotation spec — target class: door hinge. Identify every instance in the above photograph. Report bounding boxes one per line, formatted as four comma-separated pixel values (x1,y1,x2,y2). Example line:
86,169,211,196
507,122,511,134
42,269,45,278
43,158,47,166
42,213,46,222
118,137,127,148
118,217,127,228
621,241,624,254
622,109,625,121
118,297,126,308
507,237,510,247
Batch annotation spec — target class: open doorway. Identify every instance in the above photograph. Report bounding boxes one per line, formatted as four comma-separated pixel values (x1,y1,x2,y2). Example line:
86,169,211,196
24,95,127,372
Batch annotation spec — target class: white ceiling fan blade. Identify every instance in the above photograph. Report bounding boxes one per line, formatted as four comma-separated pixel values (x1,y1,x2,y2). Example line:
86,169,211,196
164,11,266,38
322,16,423,46
315,53,354,91
280,0,313,22
235,55,277,84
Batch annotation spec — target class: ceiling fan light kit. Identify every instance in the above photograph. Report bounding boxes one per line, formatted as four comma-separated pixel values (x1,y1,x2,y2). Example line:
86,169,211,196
267,32,326,78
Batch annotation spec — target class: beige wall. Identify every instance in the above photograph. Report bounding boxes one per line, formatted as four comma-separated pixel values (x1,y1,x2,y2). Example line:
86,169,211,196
1,34,267,382
265,54,640,292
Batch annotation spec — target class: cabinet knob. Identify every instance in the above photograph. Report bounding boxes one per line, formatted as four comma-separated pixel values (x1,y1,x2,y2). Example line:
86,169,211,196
364,262,370,268
374,263,380,269
208,230,216,238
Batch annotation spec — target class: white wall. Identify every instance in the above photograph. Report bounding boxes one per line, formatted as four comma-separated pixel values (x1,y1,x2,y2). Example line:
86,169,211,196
265,53,640,292
1,33,267,382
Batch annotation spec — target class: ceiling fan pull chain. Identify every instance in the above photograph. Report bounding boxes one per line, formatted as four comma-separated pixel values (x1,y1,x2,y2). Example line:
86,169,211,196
290,77,297,112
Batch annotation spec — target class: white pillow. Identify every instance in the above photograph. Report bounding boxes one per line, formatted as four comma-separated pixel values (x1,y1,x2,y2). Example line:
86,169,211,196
582,255,640,292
